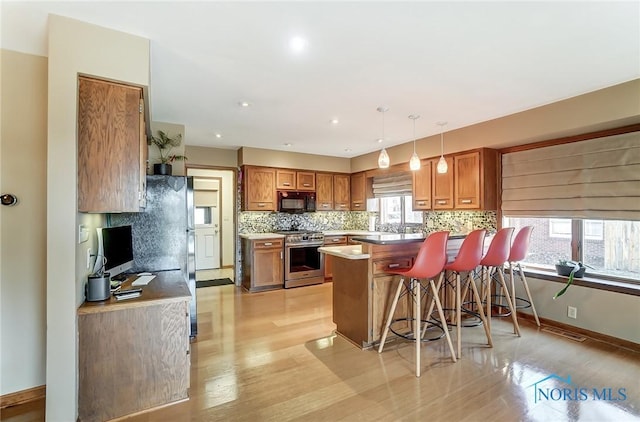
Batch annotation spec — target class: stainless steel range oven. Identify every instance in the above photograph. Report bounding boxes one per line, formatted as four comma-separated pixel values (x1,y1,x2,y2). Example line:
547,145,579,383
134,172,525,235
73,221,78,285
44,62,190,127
277,231,325,288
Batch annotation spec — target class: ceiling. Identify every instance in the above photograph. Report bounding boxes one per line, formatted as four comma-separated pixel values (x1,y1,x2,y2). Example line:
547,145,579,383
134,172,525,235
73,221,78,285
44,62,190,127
2,1,639,158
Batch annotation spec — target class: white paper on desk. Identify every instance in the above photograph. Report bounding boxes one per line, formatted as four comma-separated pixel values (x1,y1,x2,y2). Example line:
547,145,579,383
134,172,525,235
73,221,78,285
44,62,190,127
132,275,156,286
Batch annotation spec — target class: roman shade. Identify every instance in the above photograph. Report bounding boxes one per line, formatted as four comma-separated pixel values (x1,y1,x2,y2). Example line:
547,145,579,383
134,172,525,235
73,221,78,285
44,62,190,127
372,172,413,198
501,131,640,220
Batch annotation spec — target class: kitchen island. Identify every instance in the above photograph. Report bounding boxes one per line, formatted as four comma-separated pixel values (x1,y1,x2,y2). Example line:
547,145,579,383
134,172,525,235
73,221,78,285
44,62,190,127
319,233,469,349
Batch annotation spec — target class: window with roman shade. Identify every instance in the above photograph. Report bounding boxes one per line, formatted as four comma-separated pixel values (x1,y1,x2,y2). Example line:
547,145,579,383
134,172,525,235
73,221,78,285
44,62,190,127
502,131,640,220
372,172,413,198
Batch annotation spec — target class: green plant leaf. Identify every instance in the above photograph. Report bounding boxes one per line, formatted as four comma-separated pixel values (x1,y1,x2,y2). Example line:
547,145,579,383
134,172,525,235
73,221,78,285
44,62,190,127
553,261,580,299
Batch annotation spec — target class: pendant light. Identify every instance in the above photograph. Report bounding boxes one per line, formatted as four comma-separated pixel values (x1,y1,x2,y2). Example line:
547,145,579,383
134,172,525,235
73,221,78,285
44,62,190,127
408,114,421,171
377,106,390,169
436,121,448,174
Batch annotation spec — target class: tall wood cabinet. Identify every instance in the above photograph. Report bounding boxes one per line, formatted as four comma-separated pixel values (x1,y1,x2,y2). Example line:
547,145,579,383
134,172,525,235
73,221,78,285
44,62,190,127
78,76,147,212
316,173,350,211
432,156,454,209
316,173,334,210
411,160,432,210
243,166,277,211
350,172,366,210
333,174,351,210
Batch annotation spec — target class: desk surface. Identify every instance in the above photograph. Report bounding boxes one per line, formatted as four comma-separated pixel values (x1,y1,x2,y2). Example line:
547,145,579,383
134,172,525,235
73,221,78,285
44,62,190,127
78,270,191,315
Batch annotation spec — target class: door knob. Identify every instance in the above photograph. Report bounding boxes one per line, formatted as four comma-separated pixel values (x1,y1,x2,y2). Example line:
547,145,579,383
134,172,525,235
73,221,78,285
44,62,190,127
1,194,17,206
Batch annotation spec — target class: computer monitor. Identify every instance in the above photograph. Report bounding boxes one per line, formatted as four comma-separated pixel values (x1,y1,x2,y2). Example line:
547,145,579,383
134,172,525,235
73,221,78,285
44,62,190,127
94,225,134,280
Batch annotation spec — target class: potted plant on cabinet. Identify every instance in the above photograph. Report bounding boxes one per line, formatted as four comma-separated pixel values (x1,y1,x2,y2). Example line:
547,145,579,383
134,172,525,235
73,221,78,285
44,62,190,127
148,130,187,175
553,259,587,299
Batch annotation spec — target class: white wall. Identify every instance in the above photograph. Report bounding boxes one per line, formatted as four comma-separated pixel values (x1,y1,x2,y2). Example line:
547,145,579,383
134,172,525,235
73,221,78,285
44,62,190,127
0,50,48,395
47,15,149,420
187,168,235,267
515,276,640,344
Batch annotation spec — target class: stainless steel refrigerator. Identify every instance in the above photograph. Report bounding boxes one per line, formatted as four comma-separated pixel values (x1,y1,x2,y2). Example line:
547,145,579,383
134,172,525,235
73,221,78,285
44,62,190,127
110,175,197,337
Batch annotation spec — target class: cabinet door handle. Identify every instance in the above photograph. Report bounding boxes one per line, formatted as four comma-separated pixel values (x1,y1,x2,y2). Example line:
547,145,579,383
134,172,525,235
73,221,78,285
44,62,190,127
258,203,265,207
461,199,472,204
280,251,283,259
417,201,426,205
437,200,447,205
388,263,400,268
303,183,311,187
264,242,272,246
354,203,361,207
332,239,341,242
283,182,291,186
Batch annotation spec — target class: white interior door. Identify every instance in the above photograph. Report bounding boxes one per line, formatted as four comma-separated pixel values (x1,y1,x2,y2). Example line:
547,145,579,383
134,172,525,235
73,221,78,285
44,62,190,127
195,204,220,270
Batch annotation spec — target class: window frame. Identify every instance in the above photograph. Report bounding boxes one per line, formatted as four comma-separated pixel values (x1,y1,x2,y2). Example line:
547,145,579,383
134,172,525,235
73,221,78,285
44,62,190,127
379,195,422,225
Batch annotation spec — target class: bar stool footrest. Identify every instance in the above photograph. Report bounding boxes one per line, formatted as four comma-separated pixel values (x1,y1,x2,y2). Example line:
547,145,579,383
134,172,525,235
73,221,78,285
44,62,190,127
388,318,445,342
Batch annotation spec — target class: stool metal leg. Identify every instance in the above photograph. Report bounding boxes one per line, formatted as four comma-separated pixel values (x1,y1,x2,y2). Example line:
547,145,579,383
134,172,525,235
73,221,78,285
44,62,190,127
378,277,405,353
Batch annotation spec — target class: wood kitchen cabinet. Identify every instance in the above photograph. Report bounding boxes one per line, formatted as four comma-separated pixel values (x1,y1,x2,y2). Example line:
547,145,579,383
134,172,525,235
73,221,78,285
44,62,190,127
241,237,284,291
412,160,432,210
78,76,147,212
432,156,454,210
78,272,191,421
276,170,315,191
454,149,498,210
350,172,366,211
333,174,350,211
243,166,277,211
316,173,350,211
316,173,334,210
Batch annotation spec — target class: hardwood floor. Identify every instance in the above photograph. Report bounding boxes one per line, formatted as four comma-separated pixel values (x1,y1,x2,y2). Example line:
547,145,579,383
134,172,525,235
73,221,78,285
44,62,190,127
3,282,639,421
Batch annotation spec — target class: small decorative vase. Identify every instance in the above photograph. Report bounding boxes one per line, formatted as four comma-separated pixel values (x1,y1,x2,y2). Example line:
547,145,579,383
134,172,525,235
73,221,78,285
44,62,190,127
154,163,172,175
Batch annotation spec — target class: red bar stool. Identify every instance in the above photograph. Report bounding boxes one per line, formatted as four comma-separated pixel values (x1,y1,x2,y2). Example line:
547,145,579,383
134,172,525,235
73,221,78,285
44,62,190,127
441,229,492,358
507,226,540,327
377,231,457,377
478,227,521,336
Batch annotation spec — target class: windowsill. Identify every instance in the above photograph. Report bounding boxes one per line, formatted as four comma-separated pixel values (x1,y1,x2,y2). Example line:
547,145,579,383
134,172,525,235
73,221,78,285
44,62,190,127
522,268,640,297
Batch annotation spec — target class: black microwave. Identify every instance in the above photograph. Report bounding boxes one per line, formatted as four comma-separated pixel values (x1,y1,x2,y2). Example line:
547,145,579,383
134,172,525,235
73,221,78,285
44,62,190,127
278,191,316,213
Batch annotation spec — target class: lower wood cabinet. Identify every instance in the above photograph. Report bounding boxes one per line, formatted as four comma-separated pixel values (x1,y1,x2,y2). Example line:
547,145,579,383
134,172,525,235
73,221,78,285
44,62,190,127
78,275,191,421
241,237,284,291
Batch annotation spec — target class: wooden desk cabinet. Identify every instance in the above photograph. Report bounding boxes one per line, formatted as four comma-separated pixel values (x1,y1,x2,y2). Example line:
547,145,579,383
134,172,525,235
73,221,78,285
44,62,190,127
77,273,191,421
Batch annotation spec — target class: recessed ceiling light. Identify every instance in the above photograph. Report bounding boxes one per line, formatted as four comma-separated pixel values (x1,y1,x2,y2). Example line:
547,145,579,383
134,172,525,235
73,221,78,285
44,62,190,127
215,133,222,139
284,143,293,147
289,36,307,53
331,119,339,125
344,148,352,152
238,101,251,107
377,138,384,143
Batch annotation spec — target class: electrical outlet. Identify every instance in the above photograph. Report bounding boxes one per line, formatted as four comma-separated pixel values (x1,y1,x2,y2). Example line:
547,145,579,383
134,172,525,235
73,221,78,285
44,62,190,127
568,306,577,319
86,248,93,270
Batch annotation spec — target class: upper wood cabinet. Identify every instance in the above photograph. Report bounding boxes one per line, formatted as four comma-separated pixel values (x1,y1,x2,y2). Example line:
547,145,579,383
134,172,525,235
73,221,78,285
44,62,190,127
432,156,454,210
315,173,350,211
243,166,277,211
276,170,315,191
78,76,146,212
411,160,432,210
333,174,350,211
454,149,498,210
316,173,334,210
350,172,366,211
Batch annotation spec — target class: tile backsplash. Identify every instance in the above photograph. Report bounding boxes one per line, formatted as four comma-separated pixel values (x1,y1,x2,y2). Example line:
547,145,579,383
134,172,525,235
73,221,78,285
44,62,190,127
238,210,496,234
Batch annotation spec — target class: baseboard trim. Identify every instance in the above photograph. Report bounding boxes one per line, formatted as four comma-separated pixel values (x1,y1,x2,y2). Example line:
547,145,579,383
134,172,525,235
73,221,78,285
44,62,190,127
0,385,46,409
517,311,640,353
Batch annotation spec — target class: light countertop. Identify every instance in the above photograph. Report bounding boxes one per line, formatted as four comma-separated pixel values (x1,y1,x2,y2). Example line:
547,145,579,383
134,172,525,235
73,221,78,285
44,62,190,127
239,233,285,240
318,245,369,260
